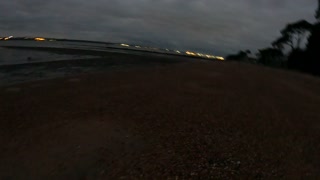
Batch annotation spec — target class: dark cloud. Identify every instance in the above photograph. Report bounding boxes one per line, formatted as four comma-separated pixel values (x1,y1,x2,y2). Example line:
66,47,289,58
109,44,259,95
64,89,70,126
0,0,317,55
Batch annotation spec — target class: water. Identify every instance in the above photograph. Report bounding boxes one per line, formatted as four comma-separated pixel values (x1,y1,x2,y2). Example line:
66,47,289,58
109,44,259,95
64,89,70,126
0,40,116,50
0,40,178,66
0,40,187,85
0,40,114,65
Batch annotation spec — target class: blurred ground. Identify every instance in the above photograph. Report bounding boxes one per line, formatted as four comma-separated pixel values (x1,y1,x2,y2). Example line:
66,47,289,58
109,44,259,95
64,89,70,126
0,61,320,179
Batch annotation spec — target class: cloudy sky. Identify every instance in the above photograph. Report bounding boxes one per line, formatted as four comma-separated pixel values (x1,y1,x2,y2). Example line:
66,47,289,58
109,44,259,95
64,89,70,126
0,0,317,55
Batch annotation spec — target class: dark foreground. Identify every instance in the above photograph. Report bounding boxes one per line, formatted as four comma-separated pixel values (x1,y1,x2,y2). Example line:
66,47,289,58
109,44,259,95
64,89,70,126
1,61,320,179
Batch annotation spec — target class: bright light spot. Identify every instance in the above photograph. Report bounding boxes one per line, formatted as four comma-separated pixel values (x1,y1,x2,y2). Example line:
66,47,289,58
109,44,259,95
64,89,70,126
204,54,224,60
121,44,130,47
216,56,225,60
4,36,13,40
135,45,141,48
176,50,181,54
182,52,225,60
166,49,169,51
35,37,46,41
186,51,196,56
0,37,2,40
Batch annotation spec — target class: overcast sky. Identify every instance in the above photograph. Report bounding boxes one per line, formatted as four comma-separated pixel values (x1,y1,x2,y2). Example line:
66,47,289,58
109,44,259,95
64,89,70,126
0,0,317,55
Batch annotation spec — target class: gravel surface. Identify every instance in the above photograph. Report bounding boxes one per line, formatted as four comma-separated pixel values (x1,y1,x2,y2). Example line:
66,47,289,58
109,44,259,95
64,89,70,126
0,61,320,179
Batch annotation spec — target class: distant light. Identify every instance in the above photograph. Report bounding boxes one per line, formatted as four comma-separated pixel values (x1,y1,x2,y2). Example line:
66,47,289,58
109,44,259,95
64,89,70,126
35,37,46,41
204,54,225,60
121,43,130,47
49,39,56,42
185,51,224,60
216,56,225,61
135,45,141,48
186,51,196,56
176,50,181,54
0,37,2,40
166,49,169,51
4,36,13,40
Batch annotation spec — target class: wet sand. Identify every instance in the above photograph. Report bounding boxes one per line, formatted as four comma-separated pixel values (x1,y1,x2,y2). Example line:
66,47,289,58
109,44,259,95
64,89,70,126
0,61,320,179
0,50,187,86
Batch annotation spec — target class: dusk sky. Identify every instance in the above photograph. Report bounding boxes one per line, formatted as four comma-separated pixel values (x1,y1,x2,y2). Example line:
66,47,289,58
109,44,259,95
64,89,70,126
0,0,317,55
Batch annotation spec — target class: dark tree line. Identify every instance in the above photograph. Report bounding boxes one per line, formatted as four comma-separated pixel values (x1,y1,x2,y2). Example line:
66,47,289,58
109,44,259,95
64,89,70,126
226,0,320,76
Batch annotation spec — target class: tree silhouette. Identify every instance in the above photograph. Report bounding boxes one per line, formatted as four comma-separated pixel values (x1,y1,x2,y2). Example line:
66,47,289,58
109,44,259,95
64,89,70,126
302,0,320,75
257,48,284,66
226,0,320,75
272,34,291,50
316,0,320,20
272,20,313,51
225,50,250,61
305,26,320,75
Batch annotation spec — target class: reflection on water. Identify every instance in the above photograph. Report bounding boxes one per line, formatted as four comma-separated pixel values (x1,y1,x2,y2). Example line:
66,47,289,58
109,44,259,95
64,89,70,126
0,40,187,86
0,40,113,65
0,40,184,66
0,47,99,65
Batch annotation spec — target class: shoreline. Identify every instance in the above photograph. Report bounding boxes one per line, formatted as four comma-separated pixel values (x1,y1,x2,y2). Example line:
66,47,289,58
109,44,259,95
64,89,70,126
0,48,196,86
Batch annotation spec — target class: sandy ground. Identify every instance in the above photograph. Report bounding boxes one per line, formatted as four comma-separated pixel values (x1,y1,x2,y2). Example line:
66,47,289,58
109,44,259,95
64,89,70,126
0,61,320,179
